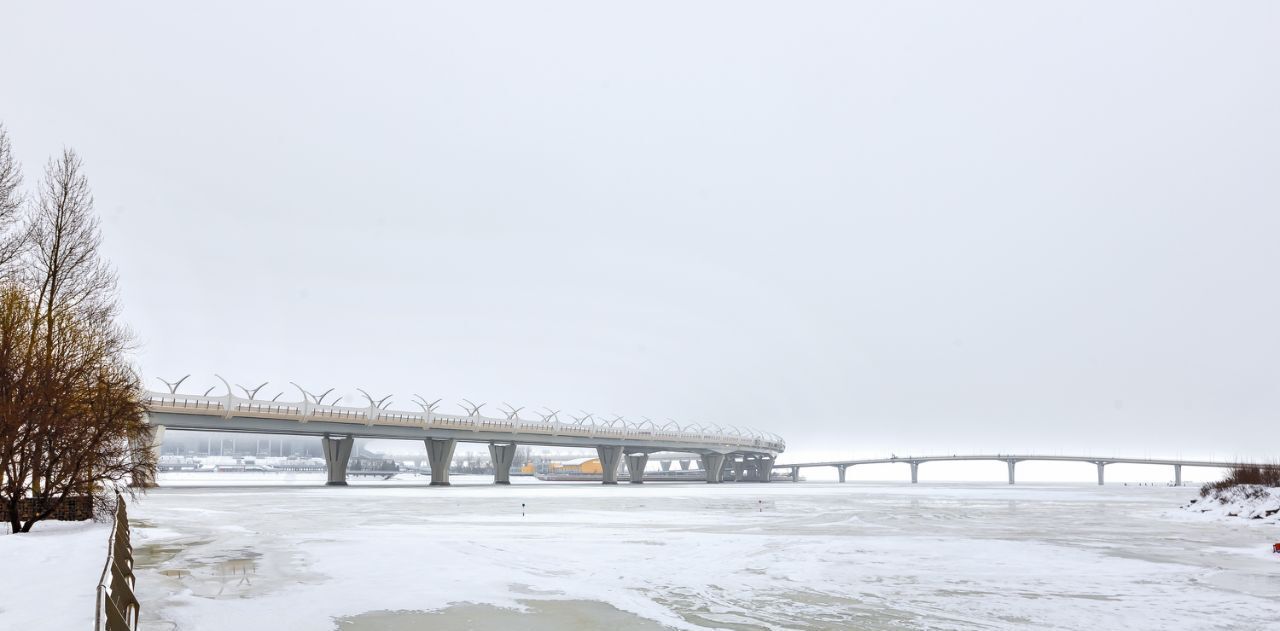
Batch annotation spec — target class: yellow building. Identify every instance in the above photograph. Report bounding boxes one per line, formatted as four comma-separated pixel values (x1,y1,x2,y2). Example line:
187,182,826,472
554,457,603,474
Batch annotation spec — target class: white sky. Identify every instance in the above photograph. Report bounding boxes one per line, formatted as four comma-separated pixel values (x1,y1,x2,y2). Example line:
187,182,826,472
2,1,1277,463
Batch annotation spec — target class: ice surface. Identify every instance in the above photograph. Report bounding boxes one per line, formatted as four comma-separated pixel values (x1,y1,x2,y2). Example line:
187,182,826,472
108,478,1280,629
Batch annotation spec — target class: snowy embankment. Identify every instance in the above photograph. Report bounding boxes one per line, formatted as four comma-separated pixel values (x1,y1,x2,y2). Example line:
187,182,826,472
0,520,108,629
1184,485,1280,524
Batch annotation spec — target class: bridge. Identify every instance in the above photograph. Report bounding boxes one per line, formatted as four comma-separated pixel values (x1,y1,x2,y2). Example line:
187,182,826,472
778,454,1257,486
141,376,785,486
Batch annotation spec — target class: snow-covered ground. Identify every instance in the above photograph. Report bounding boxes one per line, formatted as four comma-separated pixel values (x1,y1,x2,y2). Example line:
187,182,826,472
0,519,109,630
8,478,1280,630
1184,485,1280,525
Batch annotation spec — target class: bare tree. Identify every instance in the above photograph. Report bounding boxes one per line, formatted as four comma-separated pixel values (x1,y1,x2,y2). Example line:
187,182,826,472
0,124,25,275
0,139,152,533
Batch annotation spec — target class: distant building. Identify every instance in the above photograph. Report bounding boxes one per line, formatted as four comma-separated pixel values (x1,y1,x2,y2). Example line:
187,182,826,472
553,457,603,474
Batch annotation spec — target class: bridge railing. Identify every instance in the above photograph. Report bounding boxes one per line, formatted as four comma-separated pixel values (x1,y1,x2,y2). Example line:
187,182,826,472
143,391,786,452
95,493,138,631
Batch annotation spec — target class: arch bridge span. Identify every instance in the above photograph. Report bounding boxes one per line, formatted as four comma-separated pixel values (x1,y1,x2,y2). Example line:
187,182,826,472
779,454,1259,486
140,379,784,486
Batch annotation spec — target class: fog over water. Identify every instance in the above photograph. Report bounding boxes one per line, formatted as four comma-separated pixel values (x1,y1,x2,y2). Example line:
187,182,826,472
2,2,1277,462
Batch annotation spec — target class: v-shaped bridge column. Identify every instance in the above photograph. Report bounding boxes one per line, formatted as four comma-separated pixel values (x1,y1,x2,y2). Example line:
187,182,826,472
596,446,624,484
426,438,457,486
700,453,726,483
131,424,167,488
321,434,354,486
756,456,774,482
488,443,518,485
625,452,649,484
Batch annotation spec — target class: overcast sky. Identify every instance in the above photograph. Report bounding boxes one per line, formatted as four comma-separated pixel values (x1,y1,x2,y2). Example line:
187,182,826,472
2,1,1276,462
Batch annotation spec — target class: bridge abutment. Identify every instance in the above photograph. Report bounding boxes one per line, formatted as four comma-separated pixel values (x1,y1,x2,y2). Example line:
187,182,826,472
426,438,457,486
597,446,624,484
625,452,649,483
321,434,354,486
700,453,727,483
488,442,518,484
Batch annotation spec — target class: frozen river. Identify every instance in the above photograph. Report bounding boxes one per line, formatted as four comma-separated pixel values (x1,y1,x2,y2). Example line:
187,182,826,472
129,476,1280,630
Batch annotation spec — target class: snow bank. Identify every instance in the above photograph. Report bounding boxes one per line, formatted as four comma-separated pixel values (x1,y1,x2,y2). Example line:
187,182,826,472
0,520,109,629
1183,485,1280,524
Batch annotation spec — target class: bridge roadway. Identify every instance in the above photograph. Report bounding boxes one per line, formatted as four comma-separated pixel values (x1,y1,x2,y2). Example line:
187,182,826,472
142,389,785,486
778,454,1259,486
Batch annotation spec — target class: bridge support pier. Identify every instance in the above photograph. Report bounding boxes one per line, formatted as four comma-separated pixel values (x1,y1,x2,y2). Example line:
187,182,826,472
625,452,649,483
1007,460,1016,485
836,465,846,483
700,453,726,483
756,456,774,482
1174,464,1182,487
910,462,919,484
679,459,691,470
660,460,671,472
425,438,457,486
733,457,746,482
597,446,624,484
321,434,354,486
791,465,800,482
488,443,518,484
132,424,167,488
1096,462,1106,486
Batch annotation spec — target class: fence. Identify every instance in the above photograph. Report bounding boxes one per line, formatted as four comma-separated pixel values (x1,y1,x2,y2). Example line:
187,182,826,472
94,494,139,630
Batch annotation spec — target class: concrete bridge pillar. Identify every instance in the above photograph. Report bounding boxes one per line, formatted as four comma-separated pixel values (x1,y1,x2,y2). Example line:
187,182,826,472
660,460,672,472
596,446,624,484
425,438,457,486
488,443,518,485
1174,464,1182,487
321,434,354,486
132,424,167,488
625,452,649,483
758,456,774,482
791,465,800,482
837,465,847,483
679,459,691,471
1096,462,1106,486
910,461,920,484
733,457,746,482
700,453,727,483
1007,460,1017,485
